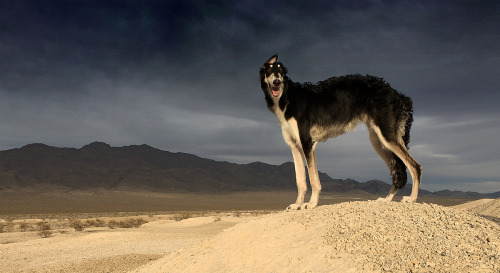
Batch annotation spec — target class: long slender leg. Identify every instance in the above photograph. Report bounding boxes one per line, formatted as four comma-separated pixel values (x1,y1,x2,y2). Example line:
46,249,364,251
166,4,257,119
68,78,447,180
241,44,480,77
388,143,421,202
287,144,307,210
369,128,399,201
302,142,321,209
392,145,422,203
372,127,422,203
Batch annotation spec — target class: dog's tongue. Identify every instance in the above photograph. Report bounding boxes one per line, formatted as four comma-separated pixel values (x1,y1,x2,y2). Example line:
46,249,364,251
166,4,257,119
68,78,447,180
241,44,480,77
272,87,280,97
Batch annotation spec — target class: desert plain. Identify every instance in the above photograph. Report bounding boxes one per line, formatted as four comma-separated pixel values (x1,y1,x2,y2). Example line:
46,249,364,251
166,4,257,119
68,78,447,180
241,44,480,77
0,190,499,273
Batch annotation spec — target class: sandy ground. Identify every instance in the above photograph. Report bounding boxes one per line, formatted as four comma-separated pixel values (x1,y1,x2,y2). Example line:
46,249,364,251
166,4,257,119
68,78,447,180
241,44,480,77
1,198,498,273
133,199,500,273
0,213,256,273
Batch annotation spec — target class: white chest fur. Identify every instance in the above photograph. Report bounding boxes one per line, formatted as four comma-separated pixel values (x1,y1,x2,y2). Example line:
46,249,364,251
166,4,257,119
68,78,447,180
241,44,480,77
274,108,302,148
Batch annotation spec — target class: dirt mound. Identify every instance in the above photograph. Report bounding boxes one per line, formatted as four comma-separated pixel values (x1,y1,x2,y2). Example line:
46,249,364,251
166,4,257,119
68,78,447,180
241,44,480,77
453,198,500,219
135,201,500,273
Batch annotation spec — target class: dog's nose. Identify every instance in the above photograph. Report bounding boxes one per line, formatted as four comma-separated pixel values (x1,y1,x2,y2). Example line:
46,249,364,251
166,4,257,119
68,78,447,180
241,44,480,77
273,79,281,85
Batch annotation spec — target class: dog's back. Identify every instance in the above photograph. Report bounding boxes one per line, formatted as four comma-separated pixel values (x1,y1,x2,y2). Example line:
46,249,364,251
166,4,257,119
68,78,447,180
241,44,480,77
284,75,413,138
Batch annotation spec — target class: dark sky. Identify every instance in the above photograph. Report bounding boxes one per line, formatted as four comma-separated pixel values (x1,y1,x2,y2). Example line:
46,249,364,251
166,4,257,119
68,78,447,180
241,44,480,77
1,0,499,193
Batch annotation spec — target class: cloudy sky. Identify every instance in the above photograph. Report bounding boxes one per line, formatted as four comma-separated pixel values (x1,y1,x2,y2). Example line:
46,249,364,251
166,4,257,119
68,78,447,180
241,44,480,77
1,0,499,193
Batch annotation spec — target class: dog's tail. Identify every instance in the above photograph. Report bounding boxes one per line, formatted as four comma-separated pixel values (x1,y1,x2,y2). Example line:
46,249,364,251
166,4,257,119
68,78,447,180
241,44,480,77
392,93,414,190
399,94,414,149
391,156,407,190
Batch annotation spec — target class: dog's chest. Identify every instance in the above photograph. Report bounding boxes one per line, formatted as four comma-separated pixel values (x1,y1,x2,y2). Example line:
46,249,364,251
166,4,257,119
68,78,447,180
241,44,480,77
274,108,301,147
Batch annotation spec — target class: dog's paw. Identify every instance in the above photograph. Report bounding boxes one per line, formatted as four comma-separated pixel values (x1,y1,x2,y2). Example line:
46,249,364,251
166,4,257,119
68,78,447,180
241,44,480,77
286,203,302,210
300,202,317,210
376,197,392,202
401,196,416,203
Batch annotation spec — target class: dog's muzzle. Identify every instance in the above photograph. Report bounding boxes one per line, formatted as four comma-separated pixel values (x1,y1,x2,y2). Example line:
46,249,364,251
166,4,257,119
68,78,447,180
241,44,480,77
270,79,281,97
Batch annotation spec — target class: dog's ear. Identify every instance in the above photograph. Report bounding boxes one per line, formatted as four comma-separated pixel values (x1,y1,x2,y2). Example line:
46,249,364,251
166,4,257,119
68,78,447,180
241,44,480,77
266,54,278,64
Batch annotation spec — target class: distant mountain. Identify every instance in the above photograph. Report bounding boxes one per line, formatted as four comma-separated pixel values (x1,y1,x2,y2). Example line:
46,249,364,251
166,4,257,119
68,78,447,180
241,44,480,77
0,142,325,192
0,142,498,199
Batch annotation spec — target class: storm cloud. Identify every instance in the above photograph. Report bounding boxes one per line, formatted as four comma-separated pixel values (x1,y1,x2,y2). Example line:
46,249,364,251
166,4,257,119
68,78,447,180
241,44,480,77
1,0,499,192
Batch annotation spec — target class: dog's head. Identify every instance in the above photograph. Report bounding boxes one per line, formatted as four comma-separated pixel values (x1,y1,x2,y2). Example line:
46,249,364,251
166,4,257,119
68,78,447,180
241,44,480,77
260,54,288,106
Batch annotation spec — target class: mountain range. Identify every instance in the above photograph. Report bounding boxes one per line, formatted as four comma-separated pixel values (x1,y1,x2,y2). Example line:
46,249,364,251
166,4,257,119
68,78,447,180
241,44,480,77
0,142,498,199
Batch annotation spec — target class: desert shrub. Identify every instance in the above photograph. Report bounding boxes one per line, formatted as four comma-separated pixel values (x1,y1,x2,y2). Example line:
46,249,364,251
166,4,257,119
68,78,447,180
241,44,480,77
130,218,148,228
107,218,148,229
19,222,31,232
83,219,95,227
171,212,193,221
83,218,105,228
69,219,86,231
4,223,14,232
36,221,52,238
69,218,107,231
107,220,119,229
85,218,106,227
0,219,15,233
118,218,148,228
96,218,106,227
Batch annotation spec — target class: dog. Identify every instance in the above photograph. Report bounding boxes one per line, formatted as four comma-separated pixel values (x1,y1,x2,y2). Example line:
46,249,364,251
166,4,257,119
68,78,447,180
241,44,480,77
259,54,422,210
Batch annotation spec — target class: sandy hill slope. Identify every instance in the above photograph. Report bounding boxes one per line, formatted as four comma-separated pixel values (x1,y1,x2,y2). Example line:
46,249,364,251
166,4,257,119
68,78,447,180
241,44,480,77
453,198,500,219
135,201,500,273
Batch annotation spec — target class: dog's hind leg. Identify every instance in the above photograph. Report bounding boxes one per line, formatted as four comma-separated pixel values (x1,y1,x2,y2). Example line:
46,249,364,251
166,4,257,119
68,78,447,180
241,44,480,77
287,144,308,210
302,142,321,209
387,143,421,203
371,126,422,203
369,128,405,202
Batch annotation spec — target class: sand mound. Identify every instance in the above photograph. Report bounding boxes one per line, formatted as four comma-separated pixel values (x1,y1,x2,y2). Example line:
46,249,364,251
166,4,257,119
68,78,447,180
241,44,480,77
135,201,500,273
453,198,500,220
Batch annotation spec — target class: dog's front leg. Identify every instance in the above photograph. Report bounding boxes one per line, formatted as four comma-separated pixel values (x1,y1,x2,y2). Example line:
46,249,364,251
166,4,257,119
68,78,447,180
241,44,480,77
287,145,307,210
302,143,320,209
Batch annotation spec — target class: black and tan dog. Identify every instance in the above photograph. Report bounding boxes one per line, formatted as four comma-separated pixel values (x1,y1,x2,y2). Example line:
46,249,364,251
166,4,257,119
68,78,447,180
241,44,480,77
260,54,422,210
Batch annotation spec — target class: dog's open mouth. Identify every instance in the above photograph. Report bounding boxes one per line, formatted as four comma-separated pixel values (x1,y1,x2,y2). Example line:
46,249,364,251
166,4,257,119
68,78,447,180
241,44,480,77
271,86,280,97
